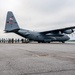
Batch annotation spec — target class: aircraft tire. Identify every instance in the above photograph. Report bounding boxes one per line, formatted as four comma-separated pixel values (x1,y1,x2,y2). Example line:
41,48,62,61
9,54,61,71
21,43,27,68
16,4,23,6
38,41,41,43
62,41,65,43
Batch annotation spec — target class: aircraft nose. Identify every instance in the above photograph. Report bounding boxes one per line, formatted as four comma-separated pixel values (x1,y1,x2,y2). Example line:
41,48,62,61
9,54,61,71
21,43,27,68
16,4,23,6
66,36,70,40
67,36,70,40
63,35,70,41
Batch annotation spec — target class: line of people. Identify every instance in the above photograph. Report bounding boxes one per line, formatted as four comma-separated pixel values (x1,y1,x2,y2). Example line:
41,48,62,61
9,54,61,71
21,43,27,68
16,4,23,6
0,38,28,43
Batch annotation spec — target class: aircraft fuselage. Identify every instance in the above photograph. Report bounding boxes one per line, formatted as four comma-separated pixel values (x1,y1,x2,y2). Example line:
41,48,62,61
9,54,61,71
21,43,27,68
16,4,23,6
15,29,70,43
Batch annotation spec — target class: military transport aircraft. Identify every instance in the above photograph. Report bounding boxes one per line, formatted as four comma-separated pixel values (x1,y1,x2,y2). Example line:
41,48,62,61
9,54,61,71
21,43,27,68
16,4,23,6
5,11,75,43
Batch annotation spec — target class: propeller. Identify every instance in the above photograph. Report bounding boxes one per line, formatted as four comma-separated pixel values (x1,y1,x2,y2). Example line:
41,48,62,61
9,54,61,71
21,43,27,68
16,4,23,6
68,29,75,37
71,29,75,37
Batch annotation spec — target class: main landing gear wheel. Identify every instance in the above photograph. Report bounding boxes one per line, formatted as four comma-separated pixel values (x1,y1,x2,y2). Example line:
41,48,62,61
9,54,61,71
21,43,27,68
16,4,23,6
62,41,65,43
38,41,41,43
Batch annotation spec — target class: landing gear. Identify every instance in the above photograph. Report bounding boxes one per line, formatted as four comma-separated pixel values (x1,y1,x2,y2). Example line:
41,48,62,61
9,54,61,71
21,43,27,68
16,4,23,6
38,41,50,43
62,41,65,43
48,42,50,43
38,41,41,43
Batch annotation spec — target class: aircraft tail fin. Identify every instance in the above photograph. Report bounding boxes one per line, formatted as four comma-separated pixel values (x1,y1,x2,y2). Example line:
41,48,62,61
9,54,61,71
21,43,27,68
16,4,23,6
5,11,20,32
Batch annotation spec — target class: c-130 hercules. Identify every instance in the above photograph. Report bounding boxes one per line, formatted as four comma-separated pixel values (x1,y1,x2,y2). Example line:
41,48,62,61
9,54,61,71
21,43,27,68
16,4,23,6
5,11,75,43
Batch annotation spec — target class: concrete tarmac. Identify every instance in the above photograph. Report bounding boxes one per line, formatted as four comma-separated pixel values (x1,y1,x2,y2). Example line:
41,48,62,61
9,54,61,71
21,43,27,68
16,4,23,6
0,42,75,75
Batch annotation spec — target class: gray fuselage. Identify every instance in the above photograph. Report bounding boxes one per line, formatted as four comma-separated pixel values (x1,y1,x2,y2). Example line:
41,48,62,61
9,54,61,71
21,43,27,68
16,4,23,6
15,29,70,43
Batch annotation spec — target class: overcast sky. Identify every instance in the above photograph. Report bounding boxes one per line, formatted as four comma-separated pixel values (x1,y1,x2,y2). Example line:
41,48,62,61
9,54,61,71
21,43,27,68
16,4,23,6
0,0,75,39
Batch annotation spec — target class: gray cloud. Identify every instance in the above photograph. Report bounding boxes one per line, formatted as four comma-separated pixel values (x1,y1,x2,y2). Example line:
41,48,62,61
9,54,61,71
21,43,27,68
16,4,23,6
28,0,66,13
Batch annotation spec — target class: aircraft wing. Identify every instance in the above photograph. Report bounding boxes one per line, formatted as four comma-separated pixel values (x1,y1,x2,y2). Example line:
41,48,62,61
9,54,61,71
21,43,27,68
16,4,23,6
40,26,75,34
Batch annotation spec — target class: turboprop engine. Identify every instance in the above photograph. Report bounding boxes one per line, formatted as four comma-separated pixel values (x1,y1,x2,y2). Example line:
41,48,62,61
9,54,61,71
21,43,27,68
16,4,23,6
63,29,74,34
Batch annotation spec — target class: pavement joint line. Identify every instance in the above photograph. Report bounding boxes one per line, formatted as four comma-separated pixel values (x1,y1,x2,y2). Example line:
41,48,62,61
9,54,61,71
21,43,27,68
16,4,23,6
19,68,75,75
